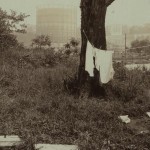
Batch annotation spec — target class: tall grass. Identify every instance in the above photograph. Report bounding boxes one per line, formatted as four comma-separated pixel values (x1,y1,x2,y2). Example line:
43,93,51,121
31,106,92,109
0,48,150,150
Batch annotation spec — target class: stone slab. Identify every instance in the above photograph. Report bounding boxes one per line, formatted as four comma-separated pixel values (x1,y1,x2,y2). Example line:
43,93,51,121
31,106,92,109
146,112,150,117
118,115,131,124
35,144,78,150
0,135,22,147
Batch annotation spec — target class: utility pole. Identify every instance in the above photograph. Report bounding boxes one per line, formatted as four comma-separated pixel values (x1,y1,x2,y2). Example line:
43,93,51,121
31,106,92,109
125,33,127,64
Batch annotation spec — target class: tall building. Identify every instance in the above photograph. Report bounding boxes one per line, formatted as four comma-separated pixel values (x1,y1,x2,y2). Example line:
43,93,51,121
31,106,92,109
16,24,36,47
36,5,77,46
106,24,129,51
106,24,124,36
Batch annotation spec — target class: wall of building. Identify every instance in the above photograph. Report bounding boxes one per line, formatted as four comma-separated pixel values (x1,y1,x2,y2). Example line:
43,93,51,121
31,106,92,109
36,6,77,45
16,24,36,47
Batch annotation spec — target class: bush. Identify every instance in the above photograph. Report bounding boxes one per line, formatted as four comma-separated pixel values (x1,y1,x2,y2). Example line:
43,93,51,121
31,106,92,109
106,63,150,102
63,72,79,95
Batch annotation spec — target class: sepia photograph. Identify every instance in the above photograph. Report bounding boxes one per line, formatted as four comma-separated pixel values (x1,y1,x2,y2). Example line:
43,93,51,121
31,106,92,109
0,0,150,149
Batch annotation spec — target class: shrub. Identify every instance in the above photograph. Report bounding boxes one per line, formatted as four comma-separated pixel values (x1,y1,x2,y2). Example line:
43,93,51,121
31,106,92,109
106,63,150,102
63,72,79,95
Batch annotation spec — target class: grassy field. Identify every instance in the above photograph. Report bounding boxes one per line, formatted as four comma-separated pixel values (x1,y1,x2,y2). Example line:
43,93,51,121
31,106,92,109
0,48,150,150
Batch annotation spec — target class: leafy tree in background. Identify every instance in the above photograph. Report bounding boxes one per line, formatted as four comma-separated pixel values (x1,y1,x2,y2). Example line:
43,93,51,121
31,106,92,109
64,43,71,49
31,35,51,49
64,38,80,56
70,38,80,48
0,7,29,51
131,39,150,53
70,38,80,54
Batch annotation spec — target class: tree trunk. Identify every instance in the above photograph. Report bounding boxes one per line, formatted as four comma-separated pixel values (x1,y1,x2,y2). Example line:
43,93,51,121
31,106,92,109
78,0,107,96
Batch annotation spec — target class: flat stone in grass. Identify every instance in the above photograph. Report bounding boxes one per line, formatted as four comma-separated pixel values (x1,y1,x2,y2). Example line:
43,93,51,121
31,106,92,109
35,144,78,150
146,112,150,117
0,135,22,147
118,115,131,124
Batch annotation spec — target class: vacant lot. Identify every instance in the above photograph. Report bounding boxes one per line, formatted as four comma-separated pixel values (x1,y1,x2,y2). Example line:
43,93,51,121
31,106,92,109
0,48,150,150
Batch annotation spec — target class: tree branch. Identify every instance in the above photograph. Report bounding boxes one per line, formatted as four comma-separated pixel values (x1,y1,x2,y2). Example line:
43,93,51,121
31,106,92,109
106,0,115,7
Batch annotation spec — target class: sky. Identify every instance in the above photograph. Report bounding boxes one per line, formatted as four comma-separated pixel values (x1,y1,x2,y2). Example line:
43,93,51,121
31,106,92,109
106,0,150,26
0,0,150,27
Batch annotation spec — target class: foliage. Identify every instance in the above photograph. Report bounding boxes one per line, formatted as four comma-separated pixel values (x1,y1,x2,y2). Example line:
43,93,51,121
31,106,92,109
31,35,51,49
0,7,28,50
0,48,150,149
106,62,150,102
64,38,80,56
131,39,150,53
64,43,70,49
70,37,80,47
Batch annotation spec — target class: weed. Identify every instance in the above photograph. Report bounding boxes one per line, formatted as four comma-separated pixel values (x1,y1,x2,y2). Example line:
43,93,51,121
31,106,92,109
0,48,150,150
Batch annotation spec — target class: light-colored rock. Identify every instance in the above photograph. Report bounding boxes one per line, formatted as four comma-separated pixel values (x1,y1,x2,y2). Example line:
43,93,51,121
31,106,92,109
0,135,22,147
146,112,150,117
118,115,131,124
140,130,149,134
35,144,78,150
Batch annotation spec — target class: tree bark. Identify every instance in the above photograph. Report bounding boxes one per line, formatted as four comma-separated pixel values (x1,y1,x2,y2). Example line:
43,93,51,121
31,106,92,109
78,0,92,92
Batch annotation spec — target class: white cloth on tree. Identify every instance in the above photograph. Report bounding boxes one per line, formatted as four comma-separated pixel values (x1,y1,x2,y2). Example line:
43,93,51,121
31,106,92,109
94,48,114,84
85,41,114,84
85,41,95,77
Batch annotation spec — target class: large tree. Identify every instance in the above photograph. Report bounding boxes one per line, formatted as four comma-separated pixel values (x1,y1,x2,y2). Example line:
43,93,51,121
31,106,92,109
31,35,51,49
78,0,115,95
131,39,150,53
0,8,29,50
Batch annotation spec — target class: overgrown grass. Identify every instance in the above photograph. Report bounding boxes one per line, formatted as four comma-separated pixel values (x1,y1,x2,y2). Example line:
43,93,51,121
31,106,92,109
0,48,150,150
